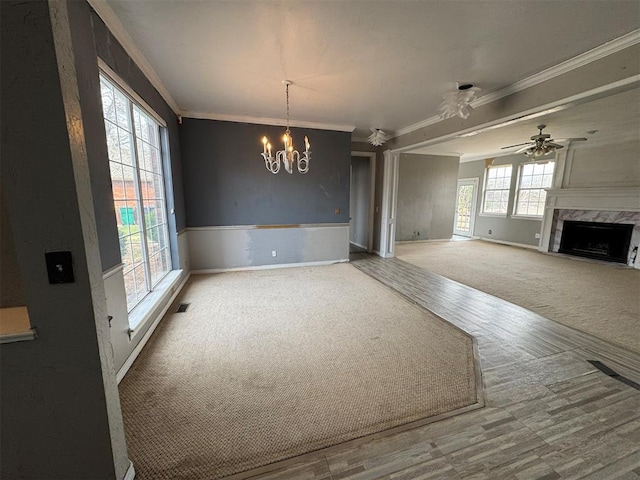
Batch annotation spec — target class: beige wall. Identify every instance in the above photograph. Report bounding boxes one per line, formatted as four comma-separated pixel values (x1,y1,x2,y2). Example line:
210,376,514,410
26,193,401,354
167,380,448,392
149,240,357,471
564,139,640,188
396,154,459,241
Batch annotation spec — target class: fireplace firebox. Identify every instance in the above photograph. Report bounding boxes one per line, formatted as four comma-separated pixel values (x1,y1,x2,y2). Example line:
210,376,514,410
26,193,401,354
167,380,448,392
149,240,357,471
559,221,633,264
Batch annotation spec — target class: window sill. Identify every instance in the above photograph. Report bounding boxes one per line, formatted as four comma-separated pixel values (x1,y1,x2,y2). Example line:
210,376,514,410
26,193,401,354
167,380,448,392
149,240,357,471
478,213,508,218
0,328,37,344
128,270,183,335
0,307,37,344
511,215,544,221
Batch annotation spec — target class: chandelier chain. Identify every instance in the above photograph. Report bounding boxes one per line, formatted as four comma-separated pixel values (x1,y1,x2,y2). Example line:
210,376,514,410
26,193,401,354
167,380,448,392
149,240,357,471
285,83,291,136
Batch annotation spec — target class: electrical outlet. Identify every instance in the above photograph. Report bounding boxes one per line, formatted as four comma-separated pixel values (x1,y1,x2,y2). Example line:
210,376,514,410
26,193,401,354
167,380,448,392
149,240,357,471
488,229,492,235
271,250,277,257
535,233,541,239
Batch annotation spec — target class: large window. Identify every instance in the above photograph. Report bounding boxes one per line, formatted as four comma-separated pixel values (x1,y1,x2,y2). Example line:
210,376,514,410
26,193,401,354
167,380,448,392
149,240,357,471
100,73,172,312
482,164,512,215
515,162,555,217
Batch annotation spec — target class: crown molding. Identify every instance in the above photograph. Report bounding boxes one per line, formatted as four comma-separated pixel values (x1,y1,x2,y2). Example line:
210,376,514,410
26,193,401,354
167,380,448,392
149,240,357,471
395,115,441,137
87,0,181,114
396,29,640,139
181,111,355,132
473,29,640,109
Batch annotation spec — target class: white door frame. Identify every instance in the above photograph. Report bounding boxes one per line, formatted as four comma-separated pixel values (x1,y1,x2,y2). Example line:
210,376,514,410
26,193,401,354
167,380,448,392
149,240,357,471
351,151,376,252
453,177,479,237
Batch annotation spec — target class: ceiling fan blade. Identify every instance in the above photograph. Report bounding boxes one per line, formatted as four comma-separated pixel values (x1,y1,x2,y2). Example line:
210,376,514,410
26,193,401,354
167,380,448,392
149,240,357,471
546,142,564,149
550,137,587,142
514,145,534,154
501,142,533,150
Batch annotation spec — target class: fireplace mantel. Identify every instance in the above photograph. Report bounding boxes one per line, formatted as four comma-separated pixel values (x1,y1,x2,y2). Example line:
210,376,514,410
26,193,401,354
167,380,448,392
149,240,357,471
544,187,640,212
539,187,640,269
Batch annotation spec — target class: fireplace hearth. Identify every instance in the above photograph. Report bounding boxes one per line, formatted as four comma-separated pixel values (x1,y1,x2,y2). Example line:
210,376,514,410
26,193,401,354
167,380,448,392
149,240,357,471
559,221,633,263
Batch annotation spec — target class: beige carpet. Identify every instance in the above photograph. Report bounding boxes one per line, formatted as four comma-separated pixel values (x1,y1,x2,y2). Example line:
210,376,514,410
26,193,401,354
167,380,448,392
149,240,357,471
119,264,477,479
397,240,640,352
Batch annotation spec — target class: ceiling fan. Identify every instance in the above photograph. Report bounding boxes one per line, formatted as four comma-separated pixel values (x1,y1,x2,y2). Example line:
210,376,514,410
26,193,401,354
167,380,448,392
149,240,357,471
501,125,586,158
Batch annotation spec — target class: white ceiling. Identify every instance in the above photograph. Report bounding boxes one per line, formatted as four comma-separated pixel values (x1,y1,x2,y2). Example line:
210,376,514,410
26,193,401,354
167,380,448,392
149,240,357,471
104,0,639,148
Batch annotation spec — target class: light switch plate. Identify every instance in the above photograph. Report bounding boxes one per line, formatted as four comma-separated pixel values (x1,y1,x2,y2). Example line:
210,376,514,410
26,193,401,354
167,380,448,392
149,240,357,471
45,251,74,284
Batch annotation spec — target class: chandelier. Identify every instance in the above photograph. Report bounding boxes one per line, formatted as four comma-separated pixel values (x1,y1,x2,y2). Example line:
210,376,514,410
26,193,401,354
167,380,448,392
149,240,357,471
261,80,310,174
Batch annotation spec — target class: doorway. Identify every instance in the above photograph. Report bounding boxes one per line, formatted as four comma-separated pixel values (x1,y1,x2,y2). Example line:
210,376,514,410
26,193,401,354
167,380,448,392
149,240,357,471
350,152,376,253
453,178,478,237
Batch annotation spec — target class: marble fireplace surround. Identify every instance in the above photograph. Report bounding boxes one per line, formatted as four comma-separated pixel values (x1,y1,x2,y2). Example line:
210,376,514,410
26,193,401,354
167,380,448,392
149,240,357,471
539,187,640,268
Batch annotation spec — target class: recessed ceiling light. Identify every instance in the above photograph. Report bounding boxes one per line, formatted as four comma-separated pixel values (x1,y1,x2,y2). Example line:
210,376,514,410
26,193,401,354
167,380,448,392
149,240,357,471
586,130,599,135
458,83,475,91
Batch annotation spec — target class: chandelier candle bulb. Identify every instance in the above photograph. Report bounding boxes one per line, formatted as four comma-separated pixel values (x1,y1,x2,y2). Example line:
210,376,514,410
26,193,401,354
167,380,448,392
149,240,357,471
305,136,310,151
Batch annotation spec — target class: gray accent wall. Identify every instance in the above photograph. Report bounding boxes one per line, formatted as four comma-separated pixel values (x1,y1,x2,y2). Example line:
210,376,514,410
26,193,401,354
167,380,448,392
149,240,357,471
180,118,351,226
1,2,120,477
396,154,459,241
458,154,543,246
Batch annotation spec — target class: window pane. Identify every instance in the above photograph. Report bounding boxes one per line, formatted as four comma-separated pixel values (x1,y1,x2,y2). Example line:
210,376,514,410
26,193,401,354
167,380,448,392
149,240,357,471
123,270,138,308
482,165,512,214
100,81,116,123
134,264,148,302
515,162,554,217
117,128,134,166
114,90,130,130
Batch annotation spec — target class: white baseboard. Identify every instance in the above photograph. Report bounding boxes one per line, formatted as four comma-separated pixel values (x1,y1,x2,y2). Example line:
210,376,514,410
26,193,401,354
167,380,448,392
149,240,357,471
372,249,382,256
116,272,191,383
123,461,135,480
349,240,367,249
476,236,539,250
191,259,349,274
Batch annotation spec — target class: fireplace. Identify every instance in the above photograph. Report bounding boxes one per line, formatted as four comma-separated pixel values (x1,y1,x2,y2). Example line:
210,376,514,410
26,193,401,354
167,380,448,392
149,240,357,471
559,221,633,263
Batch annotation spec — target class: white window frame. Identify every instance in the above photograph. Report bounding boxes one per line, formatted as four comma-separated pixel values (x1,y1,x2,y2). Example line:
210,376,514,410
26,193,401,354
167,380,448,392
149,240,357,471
513,161,555,219
99,65,173,314
480,164,513,217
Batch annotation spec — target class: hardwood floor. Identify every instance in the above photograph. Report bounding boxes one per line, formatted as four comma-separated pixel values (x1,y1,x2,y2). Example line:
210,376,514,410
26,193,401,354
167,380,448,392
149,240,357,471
244,254,640,480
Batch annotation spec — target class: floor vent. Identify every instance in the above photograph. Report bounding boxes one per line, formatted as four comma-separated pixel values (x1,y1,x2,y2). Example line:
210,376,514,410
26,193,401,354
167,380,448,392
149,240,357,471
588,360,640,390
176,303,190,313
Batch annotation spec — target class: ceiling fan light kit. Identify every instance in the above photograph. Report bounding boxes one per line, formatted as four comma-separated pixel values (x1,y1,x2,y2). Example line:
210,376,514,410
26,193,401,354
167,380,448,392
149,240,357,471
501,124,587,159
438,83,481,120
261,80,311,174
